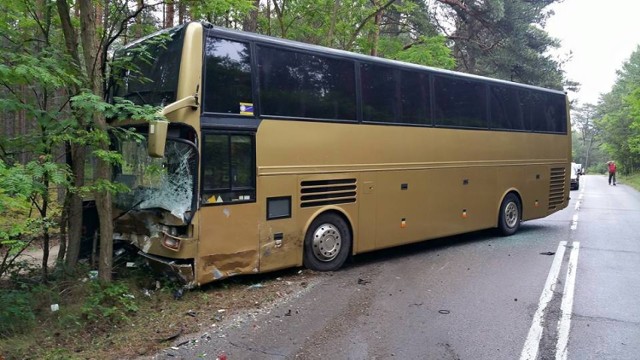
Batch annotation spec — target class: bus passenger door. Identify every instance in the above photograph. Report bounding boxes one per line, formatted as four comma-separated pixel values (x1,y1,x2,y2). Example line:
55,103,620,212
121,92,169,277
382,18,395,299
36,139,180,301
197,132,260,283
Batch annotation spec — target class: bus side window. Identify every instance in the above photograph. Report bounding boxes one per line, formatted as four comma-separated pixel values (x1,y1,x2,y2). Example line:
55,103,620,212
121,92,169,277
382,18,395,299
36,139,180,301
203,36,253,115
201,133,256,204
433,75,487,128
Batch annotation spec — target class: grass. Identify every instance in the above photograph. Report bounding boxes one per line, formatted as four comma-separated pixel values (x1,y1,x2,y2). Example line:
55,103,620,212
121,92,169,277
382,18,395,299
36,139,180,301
0,260,315,360
620,173,640,191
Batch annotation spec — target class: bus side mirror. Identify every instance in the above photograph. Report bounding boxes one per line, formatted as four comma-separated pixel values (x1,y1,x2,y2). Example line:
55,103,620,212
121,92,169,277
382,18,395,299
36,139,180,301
148,120,169,158
148,95,198,157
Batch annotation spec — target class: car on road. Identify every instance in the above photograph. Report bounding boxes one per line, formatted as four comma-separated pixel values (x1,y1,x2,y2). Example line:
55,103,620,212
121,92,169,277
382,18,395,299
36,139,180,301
571,162,581,190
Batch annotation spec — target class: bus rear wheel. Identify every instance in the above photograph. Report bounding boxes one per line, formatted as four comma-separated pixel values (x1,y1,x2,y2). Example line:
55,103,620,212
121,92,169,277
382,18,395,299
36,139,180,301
303,213,351,272
498,193,521,236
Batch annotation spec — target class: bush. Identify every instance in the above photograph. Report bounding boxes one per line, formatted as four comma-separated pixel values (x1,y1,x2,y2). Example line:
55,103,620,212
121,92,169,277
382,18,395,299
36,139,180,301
81,281,139,326
0,289,36,337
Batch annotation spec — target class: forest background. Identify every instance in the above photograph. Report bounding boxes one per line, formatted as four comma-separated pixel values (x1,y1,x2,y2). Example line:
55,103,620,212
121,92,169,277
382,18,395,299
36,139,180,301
1,0,640,358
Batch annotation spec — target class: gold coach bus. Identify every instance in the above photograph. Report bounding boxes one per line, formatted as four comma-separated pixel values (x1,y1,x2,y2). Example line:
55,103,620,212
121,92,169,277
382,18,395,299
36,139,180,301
110,22,571,286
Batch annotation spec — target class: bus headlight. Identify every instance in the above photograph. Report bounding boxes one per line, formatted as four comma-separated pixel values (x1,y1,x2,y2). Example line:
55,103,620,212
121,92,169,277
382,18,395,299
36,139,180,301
161,231,182,251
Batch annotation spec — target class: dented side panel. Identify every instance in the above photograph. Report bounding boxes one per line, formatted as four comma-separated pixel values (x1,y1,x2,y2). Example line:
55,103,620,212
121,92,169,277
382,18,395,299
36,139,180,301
196,203,260,284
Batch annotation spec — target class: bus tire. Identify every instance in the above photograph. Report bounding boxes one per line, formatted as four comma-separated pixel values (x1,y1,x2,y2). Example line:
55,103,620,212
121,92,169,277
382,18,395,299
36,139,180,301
303,213,351,272
498,193,521,236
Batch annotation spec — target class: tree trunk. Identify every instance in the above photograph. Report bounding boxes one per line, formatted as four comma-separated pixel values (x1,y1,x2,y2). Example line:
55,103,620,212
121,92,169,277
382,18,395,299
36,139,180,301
78,0,114,282
327,0,341,46
136,0,143,38
57,189,69,267
178,1,186,24
243,0,260,32
65,143,85,269
56,0,86,275
166,0,175,28
370,0,383,57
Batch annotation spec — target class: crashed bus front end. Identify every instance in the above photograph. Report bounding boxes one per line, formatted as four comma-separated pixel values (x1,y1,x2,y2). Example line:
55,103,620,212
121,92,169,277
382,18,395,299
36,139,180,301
109,23,207,286
112,133,199,285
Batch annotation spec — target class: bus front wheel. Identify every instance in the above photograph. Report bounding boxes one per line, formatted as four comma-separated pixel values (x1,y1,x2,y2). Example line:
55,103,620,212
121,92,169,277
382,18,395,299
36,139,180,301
303,213,351,272
498,193,521,236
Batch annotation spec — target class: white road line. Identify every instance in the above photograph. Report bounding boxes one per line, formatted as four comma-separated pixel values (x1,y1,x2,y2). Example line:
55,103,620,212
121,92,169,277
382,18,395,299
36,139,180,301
574,193,583,210
520,241,568,360
570,214,579,230
555,242,580,360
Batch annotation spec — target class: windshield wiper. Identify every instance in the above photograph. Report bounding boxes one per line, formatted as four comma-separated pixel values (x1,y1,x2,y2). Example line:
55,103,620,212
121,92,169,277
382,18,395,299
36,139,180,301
113,199,145,221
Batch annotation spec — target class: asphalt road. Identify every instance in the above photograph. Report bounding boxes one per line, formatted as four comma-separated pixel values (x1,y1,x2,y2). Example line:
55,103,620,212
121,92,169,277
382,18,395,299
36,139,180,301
151,174,640,360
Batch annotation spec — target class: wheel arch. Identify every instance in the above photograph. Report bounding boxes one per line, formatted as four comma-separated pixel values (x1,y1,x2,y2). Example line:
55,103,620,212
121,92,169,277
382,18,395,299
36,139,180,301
302,206,355,255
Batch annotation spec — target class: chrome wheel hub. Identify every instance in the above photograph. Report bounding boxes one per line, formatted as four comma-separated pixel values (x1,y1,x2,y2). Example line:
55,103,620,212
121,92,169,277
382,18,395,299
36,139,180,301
312,223,342,262
504,202,519,228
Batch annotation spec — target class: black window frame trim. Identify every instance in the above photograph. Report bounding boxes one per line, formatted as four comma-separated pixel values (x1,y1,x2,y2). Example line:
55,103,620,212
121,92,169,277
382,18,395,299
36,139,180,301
200,130,257,207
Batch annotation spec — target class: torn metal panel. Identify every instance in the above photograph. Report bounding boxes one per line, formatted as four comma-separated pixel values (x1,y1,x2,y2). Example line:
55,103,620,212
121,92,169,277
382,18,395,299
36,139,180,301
139,251,195,286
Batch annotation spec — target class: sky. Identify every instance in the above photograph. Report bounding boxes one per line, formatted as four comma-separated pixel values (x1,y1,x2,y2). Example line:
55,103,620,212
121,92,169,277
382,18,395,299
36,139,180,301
545,0,640,106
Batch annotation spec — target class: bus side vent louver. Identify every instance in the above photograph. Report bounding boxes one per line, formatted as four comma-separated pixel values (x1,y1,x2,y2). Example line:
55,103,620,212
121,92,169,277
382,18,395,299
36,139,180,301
300,178,357,208
548,167,566,211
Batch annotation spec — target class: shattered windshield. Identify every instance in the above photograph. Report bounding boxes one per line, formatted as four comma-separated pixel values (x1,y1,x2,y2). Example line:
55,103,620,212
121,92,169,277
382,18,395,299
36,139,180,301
114,137,196,222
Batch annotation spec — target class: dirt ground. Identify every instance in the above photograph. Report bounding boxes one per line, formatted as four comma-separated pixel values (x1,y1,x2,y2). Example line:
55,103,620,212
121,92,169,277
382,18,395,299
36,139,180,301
0,257,321,360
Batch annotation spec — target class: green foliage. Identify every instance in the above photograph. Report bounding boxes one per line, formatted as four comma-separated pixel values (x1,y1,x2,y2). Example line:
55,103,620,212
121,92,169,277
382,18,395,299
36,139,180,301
0,289,36,337
433,0,565,88
595,45,640,174
380,35,455,69
0,158,69,278
190,0,254,26
620,173,640,191
82,281,139,325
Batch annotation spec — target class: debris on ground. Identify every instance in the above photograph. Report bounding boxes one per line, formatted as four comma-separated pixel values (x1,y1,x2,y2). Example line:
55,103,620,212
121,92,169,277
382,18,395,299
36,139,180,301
539,251,556,256
173,288,184,300
158,330,182,343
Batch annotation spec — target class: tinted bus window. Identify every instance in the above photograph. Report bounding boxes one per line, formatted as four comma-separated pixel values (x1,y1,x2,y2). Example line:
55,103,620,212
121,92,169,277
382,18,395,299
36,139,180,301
361,64,431,125
400,70,431,125
522,91,549,133
113,25,185,107
545,93,567,133
258,46,356,120
202,133,256,203
204,37,253,114
362,64,397,122
434,76,487,128
490,85,526,130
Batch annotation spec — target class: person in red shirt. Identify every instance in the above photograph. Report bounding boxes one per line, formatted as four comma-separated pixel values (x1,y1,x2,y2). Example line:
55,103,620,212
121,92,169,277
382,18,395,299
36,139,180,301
608,161,617,185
